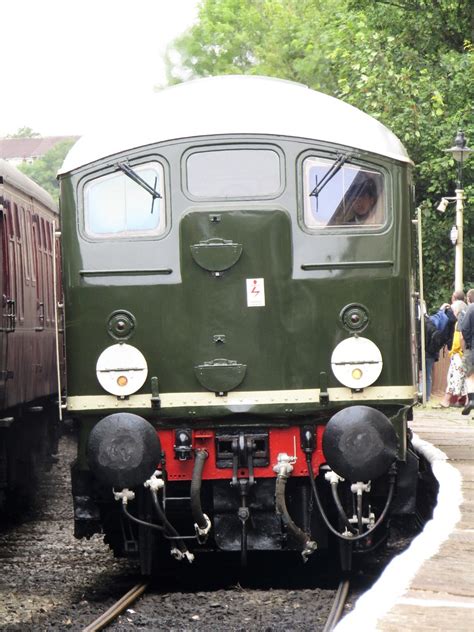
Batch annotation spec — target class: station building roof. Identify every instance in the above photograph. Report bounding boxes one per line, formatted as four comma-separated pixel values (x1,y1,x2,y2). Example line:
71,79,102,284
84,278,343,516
59,75,411,175
1,136,78,166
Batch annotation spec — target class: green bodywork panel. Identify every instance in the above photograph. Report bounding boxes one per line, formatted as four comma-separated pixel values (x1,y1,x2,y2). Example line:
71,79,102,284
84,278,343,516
59,136,416,451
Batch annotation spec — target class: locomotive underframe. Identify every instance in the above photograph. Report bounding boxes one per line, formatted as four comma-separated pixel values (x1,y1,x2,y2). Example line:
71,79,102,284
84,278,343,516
71,403,418,572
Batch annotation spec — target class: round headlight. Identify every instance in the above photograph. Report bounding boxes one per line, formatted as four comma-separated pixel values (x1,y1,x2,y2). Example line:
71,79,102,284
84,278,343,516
331,337,382,389
96,343,148,396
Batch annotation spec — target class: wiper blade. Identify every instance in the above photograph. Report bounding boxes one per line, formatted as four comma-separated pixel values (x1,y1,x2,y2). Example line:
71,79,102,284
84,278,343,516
117,162,162,200
309,153,352,198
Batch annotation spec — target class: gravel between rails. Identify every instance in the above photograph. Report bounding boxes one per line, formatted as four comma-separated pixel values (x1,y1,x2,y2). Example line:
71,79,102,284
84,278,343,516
107,586,338,632
0,431,415,631
0,431,136,631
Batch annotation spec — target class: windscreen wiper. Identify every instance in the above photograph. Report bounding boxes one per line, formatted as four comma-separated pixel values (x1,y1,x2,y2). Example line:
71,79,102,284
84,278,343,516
309,153,352,198
116,162,162,212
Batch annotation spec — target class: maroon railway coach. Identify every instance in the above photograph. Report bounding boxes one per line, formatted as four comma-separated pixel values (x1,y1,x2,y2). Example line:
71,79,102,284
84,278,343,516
0,159,62,514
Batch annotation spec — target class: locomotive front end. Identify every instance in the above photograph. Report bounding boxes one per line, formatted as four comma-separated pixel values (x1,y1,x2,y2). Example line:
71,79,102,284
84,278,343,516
59,76,418,573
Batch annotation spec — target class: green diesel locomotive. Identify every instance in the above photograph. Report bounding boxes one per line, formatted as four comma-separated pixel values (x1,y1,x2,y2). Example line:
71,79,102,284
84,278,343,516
58,76,419,573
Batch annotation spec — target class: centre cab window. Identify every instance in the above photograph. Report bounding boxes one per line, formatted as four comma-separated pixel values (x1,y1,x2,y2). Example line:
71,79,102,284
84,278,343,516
186,148,282,198
84,162,165,238
303,157,385,229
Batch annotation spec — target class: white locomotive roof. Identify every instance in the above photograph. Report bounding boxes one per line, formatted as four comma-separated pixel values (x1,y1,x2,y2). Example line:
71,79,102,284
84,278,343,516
59,75,411,174
0,159,57,212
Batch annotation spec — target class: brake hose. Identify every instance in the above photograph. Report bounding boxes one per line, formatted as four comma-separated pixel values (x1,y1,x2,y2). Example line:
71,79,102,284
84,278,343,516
275,474,317,560
121,503,165,532
306,454,396,542
190,449,209,532
150,489,189,555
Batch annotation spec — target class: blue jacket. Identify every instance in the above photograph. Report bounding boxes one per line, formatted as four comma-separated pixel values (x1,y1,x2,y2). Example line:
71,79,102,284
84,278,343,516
429,309,449,332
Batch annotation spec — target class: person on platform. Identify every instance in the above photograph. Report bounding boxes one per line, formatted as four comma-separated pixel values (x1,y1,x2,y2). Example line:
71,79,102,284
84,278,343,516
422,301,456,401
460,289,474,415
437,300,468,408
437,290,466,405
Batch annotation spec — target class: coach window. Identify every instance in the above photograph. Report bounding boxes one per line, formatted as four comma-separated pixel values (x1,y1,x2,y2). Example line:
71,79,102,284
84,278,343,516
27,211,36,284
13,204,25,321
5,204,15,301
20,208,31,283
32,216,43,309
84,162,165,238
186,148,282,198
303,157,385,229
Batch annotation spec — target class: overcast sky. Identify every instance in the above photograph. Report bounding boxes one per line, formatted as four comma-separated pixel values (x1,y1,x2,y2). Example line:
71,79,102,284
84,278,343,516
1,0,198,137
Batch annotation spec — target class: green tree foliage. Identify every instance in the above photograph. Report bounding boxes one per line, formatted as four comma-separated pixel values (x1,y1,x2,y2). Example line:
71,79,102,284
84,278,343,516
6,126,41,139
18,139,76,200
168,0,473,307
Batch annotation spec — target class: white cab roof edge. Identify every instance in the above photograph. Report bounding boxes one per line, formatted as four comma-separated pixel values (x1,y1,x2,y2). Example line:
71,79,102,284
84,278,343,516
59,75,412,175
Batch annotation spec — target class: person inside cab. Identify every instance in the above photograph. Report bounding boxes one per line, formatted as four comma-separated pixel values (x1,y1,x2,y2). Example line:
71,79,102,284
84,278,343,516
346,177,379,225
325,173,383,227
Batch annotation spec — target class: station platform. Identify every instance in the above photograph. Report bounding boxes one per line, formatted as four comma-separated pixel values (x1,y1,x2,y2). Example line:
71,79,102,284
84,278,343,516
336,404,474,632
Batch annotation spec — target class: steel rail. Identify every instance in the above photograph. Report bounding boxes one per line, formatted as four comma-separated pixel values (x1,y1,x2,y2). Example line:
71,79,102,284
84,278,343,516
322,578,350,632
82,582,148,632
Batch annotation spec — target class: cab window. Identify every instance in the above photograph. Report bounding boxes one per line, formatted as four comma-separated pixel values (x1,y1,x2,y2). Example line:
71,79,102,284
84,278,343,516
84,162,165,238
186,148,281,198
303,157,385,228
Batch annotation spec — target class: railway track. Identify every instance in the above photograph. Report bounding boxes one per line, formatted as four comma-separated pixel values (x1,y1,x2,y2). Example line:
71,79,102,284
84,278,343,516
323,579,351,632
81,577,351,631
82,582,148,631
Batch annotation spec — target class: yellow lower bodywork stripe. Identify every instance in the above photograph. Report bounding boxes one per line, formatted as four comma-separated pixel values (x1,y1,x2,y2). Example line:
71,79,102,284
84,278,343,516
66,385,416,411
